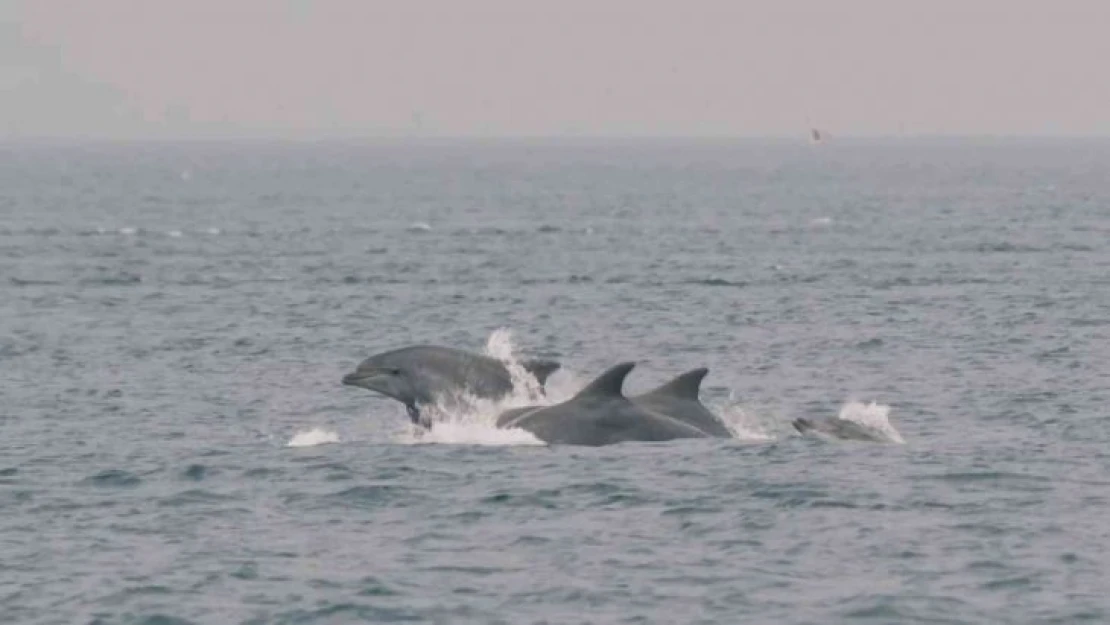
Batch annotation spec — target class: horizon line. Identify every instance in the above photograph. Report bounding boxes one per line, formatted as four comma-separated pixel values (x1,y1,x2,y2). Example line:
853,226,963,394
4,132,1110,144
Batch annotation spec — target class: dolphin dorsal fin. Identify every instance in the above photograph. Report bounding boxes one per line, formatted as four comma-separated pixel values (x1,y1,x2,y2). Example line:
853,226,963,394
575,362,636,398
644,368,708,400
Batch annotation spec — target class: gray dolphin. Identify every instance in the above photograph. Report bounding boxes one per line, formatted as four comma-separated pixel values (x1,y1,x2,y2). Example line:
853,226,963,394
342,345,560,426
496,362,713,446
629,368,733,438
496,367,733,438
791,417,891,443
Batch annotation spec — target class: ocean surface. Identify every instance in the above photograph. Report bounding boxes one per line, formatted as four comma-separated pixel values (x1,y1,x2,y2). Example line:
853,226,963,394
2,138,1109,624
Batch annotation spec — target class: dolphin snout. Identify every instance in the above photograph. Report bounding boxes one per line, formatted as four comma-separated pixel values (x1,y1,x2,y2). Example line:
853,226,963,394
342,371,378,387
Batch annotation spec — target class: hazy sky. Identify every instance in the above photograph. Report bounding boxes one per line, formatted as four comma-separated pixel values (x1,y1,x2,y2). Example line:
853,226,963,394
3,0,1109,138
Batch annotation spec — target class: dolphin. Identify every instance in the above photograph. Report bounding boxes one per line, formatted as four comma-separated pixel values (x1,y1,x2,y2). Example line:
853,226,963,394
496,362,713,446
342,345,560,426
496,367,733,438
791,417,891,443
629,368,733,438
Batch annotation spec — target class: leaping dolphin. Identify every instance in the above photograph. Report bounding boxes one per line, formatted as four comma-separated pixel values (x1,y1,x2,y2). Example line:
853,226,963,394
496,362,713,446
342,345,560,426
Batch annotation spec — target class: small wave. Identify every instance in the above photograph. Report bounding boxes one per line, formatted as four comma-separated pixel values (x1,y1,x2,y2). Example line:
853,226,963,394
1059,243,1095,252
687,278,747,288
158,489,236,507
340,275,407,285
469,226,507,235
181,464,207,480
973,241,1043,253
330,485,399,507
130,614,197,625
407,222,432,232
287,428,340,447
924,471,1052,485
82,469,142,487
809,216,834,226
9,277,60,286
1069,318,1110,327
873,275,995,288
79,273,141,286
837,400,905,444
16,227,61,236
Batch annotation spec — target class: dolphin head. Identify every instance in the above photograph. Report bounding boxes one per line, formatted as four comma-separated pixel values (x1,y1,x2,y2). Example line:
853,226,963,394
342,353,426,416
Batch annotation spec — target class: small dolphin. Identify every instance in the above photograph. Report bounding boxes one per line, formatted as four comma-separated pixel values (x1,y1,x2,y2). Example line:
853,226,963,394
497,362,712,446
342,345,560,426
791,417,891,443
496,367,733,438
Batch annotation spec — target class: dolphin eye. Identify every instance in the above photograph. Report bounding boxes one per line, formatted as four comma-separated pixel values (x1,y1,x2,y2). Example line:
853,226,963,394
390,368,402,376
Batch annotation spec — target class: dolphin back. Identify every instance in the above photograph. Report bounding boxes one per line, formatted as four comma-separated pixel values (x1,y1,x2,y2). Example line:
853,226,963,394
503,361,714,446
574,362,637,398
632,368,732,438
638,368,708,401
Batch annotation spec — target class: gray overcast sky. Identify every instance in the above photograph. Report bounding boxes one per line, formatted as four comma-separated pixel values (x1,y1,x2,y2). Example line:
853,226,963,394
3,0,1109,138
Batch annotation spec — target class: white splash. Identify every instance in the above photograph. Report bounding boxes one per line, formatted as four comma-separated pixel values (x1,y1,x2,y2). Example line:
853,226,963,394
119,227,137,235
836,400,904,444
484,328,547,405
407,222,432,232
809,216,834,226
168,230,183,238
396,421,544,446
206,227,222,235
715,392,777,442
287,427,340,447
538,368,583,405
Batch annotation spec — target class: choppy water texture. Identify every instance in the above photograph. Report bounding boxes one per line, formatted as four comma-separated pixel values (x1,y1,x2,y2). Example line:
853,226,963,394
2,139,1109,624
